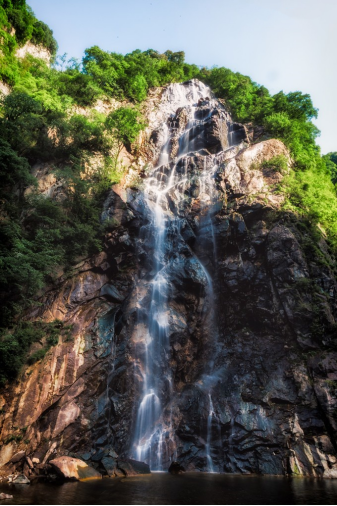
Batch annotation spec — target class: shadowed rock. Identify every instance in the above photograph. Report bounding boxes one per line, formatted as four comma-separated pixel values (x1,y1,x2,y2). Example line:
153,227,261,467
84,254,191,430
168,461,185,474
117,459,150,476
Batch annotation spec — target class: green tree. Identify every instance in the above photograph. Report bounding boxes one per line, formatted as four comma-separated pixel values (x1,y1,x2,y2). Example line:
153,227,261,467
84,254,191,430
82,46,126,98
0,91,45,156
127,74,148,102
273,91,318,121
164,50,185,65
323,152,337,184
0,138,35,206
31,20,58,55
106,106,146,153
6,3,34,45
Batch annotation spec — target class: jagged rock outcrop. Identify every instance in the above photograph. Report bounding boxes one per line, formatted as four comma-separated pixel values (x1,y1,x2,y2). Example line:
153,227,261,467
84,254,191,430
1,79,337,479
0,82,10,96
49,456,101,481
15,41,51,64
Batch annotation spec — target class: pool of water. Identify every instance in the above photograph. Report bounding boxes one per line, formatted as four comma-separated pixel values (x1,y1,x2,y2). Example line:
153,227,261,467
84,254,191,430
1,473,337,505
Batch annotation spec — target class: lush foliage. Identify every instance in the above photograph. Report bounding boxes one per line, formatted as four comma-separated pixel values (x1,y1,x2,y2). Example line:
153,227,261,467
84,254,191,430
0,0,57,85
200,66,337,251
0,320,72,386
81,47,200,103
323,152,337,185
1,0,57,51
106,107,146,152
0,5,146,341
31,20,57,54
281,161,337,248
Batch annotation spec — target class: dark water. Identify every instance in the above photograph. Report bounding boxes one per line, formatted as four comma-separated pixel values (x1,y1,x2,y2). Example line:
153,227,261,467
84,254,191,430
1,473,337,505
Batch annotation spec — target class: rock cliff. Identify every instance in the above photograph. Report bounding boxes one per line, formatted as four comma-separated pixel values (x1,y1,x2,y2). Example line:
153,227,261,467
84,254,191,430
1,79,337,478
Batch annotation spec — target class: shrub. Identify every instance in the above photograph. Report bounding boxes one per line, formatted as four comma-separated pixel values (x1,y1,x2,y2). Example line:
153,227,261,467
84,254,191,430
0,320,64,385
27,348,47,365
106,106,146,152
261,155,288,174
323,152,337,185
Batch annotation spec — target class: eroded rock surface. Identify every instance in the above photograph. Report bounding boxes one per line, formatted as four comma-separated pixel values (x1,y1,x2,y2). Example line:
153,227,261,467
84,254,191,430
1,79,337,479
49,456,101,481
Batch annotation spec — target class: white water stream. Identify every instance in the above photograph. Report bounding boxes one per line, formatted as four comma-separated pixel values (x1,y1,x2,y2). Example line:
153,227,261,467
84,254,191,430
132,80,225,470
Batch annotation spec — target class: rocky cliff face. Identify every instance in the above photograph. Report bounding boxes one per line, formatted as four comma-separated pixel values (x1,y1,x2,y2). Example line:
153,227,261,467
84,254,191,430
15,41,51,64
1,79,337,478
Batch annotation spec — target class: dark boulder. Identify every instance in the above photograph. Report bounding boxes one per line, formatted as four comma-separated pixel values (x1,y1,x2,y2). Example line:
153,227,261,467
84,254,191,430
168,461,185,474
8,451,26,464
117,459,150,476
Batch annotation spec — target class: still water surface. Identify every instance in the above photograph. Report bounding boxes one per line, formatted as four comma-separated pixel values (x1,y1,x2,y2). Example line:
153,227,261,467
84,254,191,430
1,473,337,505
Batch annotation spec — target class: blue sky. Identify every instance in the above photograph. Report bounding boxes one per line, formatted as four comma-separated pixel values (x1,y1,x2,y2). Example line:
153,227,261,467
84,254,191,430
29,0,336,154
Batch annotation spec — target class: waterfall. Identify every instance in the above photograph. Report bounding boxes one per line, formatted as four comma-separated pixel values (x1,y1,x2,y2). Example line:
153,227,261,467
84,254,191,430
198,159,220,473
206,394,215,473
131,80,229,471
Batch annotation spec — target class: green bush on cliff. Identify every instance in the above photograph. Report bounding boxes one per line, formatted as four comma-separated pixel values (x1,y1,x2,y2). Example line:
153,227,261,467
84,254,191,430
31,20,57,54
81,46,200,103
281,161,337,250
0,137,35,199
0,320,65,385
0,0,57,85
202,65,337,249
323,152,337,185
0,0,57,52
106,107,146,152
5,1,34,46
260,155,288,174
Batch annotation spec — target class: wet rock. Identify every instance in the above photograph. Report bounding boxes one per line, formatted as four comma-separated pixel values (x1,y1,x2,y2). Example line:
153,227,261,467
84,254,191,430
179,219,196,243
79,453,91,461
117,459,150,476
0,493,13,499
168,461,185,474
101,456,117,477
114,468,125,477
90,449,106,463
49,457,101,481
13,474,30,484
26,457,34,470
8,451,25,464
100,283,124,302
228,122,248,146
236,139,290,173
108,449,118,459
229,212,247,238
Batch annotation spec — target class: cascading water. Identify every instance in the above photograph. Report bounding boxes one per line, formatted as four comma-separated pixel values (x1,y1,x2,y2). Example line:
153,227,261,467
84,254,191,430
197,168,219,472
131,80,230,471
206,394,215,473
